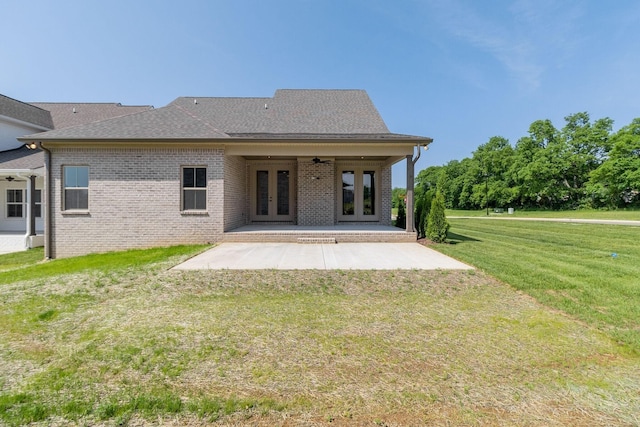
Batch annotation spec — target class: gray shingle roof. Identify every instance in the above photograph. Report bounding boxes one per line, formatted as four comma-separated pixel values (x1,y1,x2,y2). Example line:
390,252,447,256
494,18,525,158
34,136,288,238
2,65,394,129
24,90,431,142
24,104,229,140
0,146,44,170
169,89,390,134
29,102,153,129
0,94,53,129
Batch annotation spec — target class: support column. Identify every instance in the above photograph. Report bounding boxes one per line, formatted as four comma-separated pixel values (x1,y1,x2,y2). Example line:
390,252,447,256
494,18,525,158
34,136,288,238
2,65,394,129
28,175,36,237
405,155,414,232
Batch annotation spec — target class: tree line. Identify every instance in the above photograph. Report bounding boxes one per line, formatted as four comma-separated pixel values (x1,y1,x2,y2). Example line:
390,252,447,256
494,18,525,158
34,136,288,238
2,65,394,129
414,113,640,210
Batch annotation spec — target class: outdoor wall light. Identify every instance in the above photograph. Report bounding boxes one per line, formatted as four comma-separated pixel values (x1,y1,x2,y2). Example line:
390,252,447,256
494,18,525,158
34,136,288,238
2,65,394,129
25,142,38,150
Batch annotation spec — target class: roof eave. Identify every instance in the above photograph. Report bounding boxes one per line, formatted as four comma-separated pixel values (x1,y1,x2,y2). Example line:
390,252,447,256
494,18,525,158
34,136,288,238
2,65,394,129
18,135,433,145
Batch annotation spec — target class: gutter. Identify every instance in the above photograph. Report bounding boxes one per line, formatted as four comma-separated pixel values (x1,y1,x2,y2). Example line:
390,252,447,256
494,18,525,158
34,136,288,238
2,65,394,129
41,143,52,259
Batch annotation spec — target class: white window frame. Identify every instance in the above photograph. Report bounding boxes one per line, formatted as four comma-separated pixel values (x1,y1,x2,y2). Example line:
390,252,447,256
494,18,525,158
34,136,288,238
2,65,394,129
181,166,207,211
5,189,43,219
6,189,24,218
63,166,89,211
34,189,42,218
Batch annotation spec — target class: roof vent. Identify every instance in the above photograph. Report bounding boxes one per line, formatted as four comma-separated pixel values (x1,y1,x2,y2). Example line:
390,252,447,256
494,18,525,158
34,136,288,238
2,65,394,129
264,103,268,109
72,107,76,113
194,99,198,105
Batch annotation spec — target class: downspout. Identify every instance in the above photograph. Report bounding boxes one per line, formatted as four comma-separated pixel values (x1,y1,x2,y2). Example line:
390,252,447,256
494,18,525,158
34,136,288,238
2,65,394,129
38,142,52,260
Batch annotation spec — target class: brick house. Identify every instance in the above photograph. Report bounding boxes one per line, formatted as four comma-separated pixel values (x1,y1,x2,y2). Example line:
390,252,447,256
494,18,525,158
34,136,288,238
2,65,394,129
1,94,151,251
20,89,432,258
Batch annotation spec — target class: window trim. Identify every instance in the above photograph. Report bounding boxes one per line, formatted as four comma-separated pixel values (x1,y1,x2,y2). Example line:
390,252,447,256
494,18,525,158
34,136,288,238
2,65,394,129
6,189,24,218
181,166,208,212
34,189,42,218
62,165,90,212
4,189,42,219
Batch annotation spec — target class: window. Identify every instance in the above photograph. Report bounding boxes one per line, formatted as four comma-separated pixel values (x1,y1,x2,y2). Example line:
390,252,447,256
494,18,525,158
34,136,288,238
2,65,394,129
6,189,23,218
34,190,42,218
182,167,207,210
342,171,355,215
64,166,89,210
5,189,42,218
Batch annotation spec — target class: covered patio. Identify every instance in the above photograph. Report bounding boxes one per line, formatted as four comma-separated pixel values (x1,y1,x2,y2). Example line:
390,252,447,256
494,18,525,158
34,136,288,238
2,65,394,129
0,146,45,251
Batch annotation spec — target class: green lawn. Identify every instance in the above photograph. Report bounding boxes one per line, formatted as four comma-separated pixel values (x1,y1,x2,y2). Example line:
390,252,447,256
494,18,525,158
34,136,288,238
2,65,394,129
0,239,639,425
447,208,640,220
436,218,640,353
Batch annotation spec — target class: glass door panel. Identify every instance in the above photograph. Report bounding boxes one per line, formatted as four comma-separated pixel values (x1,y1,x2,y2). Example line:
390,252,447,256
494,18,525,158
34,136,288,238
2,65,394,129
256,170,269,216
276,170,290,216
342,171,355,215
362,171,375,216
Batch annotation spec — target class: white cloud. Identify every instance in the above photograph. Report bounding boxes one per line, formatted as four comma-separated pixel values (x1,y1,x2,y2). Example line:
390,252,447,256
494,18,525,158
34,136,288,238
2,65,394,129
424,0,583,91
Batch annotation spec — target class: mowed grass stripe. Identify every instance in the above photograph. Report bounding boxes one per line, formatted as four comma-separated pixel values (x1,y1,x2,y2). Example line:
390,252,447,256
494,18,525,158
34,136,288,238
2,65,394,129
447,222,640,284
436,219,640,352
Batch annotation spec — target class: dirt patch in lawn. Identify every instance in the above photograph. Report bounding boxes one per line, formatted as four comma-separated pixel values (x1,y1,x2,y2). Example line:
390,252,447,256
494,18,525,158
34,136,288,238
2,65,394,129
1,267,638,426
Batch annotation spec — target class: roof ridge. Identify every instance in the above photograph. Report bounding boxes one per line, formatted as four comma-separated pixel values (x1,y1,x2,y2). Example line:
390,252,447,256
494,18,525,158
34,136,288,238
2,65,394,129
1,94,52,114
31,101,153,107
41,104,158,133
172,104,229,137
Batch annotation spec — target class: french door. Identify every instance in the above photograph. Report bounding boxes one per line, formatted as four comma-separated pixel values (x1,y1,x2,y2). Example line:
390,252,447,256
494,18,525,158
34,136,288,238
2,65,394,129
251,164,295,222
338,168,379,221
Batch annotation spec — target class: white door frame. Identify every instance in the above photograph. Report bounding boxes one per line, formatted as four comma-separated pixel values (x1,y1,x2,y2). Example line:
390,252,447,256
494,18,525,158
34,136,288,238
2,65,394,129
249,161,296,222
336,164,380,222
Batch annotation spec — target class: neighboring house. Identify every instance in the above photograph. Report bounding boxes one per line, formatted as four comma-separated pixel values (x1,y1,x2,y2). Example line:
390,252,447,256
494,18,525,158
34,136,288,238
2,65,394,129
0,95,52,244
21,89,432,258
0,94,152,249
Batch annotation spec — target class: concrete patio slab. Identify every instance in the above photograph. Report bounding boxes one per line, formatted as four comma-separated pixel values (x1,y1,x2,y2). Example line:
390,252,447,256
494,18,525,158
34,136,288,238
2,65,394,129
172,242,474,270
0,233,26,255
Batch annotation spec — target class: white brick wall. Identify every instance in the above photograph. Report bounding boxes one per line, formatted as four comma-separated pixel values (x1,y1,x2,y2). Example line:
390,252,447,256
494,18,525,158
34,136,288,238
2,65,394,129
223,154,247,231
48,148,396,257
297,159,335,225
380,165,392,226
49,146,225,258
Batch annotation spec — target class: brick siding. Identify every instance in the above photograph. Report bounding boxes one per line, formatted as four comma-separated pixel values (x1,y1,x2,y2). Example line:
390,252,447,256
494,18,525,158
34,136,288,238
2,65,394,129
49,146,224,258
223,154,247,230
297,158,335,225
48,148,397,257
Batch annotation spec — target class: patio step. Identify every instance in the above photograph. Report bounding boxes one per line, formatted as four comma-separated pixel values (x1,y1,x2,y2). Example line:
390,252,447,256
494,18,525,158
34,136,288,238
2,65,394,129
223,230,417,243
297,237,337,244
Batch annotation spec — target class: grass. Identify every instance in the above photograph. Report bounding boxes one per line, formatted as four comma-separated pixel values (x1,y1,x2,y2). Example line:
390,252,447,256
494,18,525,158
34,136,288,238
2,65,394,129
447,208,640,220
0,244,209,285
0,248,44,273
0,244,638,425
436,219,640,353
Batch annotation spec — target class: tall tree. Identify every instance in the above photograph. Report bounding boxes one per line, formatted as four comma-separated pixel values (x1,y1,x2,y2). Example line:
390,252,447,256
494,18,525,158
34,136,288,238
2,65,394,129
426,190,450,243
558,113,613,207
589,118,640,207
470,136,515,209
510,120,559,207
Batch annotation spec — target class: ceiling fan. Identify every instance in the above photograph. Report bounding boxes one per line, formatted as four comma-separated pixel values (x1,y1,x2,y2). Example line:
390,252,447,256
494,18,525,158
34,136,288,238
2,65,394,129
312,157,331,164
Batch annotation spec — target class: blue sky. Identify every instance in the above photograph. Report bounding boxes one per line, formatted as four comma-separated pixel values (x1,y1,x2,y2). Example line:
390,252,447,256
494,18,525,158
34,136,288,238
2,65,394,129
3,0,640,187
